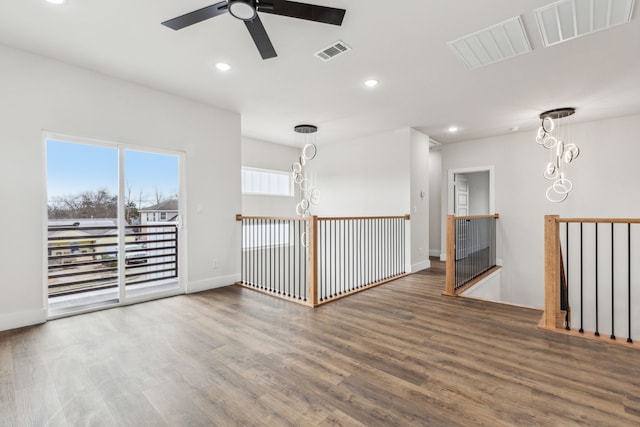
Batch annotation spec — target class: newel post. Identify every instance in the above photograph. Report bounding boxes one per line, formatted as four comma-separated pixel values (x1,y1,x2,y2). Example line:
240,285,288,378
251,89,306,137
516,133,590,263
445,215,456,296
544,215,561,328
307,216,319,307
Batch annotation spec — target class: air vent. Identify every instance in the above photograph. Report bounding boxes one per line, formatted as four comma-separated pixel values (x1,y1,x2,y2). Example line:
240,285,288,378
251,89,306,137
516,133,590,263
535,0,635,47
448,16,532,69
314,41,351,61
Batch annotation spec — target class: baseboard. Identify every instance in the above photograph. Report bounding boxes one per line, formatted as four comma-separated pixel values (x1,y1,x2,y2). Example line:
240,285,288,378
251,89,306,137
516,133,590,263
0,307,47,332
429,249,441,257
440,253,446,261
187,273,240,294
412,259,431,273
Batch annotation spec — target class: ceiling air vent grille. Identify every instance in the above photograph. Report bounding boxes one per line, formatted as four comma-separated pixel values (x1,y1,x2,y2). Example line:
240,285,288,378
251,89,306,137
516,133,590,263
535,0,635,47
447,16,532,69
315,41,351,61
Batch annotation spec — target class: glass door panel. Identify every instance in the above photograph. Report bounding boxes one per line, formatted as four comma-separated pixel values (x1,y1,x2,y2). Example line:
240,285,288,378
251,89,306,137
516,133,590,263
46,140,120,315
124,150,180,299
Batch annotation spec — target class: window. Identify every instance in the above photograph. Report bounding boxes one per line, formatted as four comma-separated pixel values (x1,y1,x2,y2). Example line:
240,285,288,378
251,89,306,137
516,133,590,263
241,167,293,196
160,212,167,220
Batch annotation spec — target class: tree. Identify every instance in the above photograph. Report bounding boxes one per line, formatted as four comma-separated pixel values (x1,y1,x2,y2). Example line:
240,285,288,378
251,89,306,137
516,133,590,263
48,188,117,219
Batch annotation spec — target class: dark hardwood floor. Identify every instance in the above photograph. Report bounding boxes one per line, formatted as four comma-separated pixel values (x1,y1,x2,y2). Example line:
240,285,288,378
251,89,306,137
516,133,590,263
2,260,640,426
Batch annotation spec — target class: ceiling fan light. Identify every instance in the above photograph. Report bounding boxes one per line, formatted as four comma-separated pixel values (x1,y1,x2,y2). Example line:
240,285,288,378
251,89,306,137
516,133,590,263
228,0,256,21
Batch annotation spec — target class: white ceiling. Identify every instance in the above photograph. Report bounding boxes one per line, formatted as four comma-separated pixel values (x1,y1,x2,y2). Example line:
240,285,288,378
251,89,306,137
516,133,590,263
1,0,639,146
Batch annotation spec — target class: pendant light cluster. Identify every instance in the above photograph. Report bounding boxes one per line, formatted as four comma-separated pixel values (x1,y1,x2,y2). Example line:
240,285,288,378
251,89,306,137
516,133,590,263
536,107,580,203
291,124,319,217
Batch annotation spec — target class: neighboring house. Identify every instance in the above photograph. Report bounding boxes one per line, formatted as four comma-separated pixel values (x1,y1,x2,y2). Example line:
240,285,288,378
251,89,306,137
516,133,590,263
138,199,179,225
47,219,140,262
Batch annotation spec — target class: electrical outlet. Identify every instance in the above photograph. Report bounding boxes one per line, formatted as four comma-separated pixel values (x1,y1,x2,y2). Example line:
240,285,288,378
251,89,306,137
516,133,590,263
212,258,218,269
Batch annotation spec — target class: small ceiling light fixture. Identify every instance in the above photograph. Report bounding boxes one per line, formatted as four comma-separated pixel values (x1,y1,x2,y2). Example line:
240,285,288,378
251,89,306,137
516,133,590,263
228,0,257,21
46,0,66,4
448,126,459,133
364,79,379,88
536,107,580,203
215,62,231,71
510,126,520,132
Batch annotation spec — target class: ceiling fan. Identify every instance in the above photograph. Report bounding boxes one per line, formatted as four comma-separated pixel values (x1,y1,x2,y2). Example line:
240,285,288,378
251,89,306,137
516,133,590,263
161,0,346,60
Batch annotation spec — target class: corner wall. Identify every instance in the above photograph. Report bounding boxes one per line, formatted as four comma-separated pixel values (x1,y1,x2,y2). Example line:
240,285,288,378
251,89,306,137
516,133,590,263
304,127,430,272
0,44,241,331
410,129,430,271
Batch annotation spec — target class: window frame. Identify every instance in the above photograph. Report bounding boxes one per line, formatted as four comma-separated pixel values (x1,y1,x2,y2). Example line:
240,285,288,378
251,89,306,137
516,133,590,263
241,166,294,197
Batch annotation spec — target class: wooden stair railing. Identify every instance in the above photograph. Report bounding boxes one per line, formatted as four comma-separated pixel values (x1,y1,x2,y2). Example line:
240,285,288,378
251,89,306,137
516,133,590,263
541,215,640,349
445,214,500,296
236,214,410,307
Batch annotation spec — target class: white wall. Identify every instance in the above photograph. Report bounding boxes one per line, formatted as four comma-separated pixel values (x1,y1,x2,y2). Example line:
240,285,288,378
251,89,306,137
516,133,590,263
428,150,442,257
302,127,431,272
0,44,241,331
241,137,299,217
441,113,640,309
306,128,411,217
410,129,430,271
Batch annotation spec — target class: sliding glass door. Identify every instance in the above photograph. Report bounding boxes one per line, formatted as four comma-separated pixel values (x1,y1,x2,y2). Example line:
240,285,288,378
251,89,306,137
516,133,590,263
46,135,183,316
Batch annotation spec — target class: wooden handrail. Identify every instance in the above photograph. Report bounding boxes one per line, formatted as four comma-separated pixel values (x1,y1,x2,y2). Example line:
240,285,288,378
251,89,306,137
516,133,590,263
317,215,410,221
451,214,500,220
236,214,411,221
557,217,640,224
236,214,307,221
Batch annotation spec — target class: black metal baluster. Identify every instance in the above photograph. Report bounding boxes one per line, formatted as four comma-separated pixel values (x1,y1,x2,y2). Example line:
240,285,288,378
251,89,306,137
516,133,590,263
288,220,291,297
241,219,244,284
252,219,255,287
260,219,264,289
611,223,615,340
595,223,600,337
299,220,303,299
323,220,327,300
580,222,584,333
628,223,633,343
566,222,570,330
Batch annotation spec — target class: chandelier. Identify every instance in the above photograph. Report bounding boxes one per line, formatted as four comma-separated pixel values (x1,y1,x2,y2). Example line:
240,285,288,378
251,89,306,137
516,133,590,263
291,124,319,217
536,107,580,203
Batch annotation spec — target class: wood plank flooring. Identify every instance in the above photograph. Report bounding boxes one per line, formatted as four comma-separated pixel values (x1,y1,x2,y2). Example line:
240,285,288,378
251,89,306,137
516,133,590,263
2,260,640,426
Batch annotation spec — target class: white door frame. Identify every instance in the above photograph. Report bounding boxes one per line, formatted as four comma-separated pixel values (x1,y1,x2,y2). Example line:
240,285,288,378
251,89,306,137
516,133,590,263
441,165,495,261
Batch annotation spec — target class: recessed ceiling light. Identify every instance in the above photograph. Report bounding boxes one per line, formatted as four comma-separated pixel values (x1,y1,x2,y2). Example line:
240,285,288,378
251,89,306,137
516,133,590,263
448,126,459,133
364,79,379,88
215,62,231,72
46,0,66,4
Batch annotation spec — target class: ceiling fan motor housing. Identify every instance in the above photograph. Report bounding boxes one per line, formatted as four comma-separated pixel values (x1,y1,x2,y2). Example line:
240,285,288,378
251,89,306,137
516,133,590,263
228,0,257,21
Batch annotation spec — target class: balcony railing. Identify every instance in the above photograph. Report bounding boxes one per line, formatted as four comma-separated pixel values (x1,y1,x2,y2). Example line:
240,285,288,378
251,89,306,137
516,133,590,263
48,223,178,298
237,214,410,306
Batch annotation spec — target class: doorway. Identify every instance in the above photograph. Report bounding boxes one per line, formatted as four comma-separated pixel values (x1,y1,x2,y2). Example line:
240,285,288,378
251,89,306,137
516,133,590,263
45,134,184,317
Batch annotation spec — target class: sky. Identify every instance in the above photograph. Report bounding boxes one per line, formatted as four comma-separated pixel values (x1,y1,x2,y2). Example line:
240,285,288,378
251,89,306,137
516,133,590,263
47,139,179,208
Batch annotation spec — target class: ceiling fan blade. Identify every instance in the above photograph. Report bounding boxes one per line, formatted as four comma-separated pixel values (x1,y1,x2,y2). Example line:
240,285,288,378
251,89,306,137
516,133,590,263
244,16,277,59
259,0,346,26
161,1,229,30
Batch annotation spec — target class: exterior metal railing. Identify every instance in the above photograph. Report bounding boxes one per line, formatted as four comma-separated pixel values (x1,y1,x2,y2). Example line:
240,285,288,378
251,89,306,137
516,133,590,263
48,224,178,298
